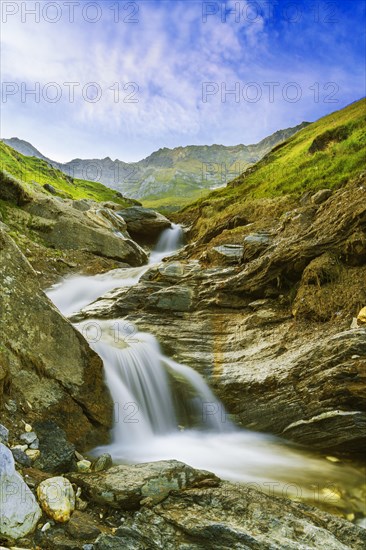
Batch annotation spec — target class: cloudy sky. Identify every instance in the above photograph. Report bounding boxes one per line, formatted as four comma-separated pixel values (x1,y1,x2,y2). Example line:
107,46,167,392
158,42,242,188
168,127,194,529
1,0,365,162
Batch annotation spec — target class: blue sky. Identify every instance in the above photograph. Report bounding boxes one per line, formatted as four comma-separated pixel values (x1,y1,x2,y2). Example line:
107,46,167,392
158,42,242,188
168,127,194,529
1,0,365,162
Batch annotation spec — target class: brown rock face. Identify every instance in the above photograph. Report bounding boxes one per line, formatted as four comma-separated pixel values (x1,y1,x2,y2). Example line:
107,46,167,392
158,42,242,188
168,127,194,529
0,227,113,449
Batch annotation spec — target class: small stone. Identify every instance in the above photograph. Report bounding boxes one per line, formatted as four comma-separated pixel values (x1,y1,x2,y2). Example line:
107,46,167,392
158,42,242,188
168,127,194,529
41,522,51,532
11,448,32,468
77,459,92,472
24,423,33,432
37,476,75,523
29,438,40,450
92,453,113,472
75,450,85,461
20,432,37,445
350,317,358,329
83,545,94,550
11,444,28,452
356,306,366,325
0,424,9,445
25,449,41,461
325,456,340,463
352,355,360,359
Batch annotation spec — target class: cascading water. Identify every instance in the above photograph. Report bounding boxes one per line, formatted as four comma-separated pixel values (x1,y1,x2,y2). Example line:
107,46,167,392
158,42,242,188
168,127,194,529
46,224,365,514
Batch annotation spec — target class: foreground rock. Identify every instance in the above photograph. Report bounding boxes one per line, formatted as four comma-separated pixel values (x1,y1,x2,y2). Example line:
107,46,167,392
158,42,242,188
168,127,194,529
68,460,219,509
0,443,42,539
37,477,75,523
0,227,113,448
117,206,171,242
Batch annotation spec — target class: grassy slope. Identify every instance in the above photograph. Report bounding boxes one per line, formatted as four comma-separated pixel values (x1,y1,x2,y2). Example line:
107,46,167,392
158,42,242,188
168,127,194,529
177,99,366,240
0,141,136,206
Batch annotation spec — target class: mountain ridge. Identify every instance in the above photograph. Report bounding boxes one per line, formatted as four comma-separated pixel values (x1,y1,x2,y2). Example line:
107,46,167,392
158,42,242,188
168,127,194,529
1,122,308,211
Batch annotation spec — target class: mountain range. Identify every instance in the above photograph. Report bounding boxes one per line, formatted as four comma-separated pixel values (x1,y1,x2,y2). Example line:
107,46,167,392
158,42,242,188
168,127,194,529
1,122,308,211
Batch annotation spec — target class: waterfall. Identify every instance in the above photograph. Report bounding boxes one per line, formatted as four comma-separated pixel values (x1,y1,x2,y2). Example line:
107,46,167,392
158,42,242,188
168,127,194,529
149,223,184,263
45,223,365,510
76,321,228,448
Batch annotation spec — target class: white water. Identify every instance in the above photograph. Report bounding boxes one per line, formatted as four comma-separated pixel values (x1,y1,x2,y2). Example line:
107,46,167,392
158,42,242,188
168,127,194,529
46,225,365,512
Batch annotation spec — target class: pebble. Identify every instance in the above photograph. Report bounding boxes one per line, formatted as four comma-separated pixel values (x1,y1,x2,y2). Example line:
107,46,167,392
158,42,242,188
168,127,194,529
20,432,37,445
92,453,113,472
77,459,92,472
41,522,51,532
83,545,94,550
25,449,41,461
24,423,33,432
11,445,28,453
29,438,40,450
0,424,9,444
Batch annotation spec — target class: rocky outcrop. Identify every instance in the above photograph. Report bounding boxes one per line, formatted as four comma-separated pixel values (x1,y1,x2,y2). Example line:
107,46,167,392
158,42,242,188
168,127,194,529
68,460,219,510
74,250,366,456
117,206,171,242
0,227,113,448
94,481,366,550
24,196,148,266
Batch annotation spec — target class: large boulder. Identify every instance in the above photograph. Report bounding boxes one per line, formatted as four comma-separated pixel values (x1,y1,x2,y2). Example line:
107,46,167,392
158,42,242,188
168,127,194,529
0,227,113,448
117,207,171,241
68,460,219,510
0,443,42,540
24,197,148,266
92,476,366,550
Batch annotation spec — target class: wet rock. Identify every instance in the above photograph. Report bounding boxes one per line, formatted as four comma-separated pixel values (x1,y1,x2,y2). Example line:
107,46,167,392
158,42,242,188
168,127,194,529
37,476,75,523
33,422,76,474
0,443,42,539
95,480,366,550
357,307,366,325
117,206,171,241
68,460,219,510
92,453,113,472
0,228,113,448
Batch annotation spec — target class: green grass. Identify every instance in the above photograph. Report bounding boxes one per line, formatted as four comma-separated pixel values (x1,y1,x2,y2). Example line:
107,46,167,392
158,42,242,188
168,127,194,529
178,99,366,239
0,141,135,206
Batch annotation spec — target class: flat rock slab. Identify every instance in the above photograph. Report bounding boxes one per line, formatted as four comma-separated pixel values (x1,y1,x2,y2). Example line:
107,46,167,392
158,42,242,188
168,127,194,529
68,460,219,510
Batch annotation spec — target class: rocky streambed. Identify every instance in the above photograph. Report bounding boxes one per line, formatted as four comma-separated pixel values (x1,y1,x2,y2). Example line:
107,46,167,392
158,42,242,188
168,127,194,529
1,188,366,548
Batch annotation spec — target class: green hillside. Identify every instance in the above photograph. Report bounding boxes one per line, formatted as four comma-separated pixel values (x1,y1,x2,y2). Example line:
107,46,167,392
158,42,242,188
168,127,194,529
0,141,136,207
178,99,366,241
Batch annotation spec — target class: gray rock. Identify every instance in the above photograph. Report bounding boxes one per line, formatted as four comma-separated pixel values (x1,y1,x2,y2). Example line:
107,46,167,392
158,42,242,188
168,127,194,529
0,228,113,448
92,453,113,472
0,424,9,444
147,286,194,312
33,421,76,473
242,232,272,262
94,478,366,550
24,196,148,266
68,460,219,510
0,443,42,539
11,447,32,467
20,431,37,445
212,244,244,264
117,207,171,241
